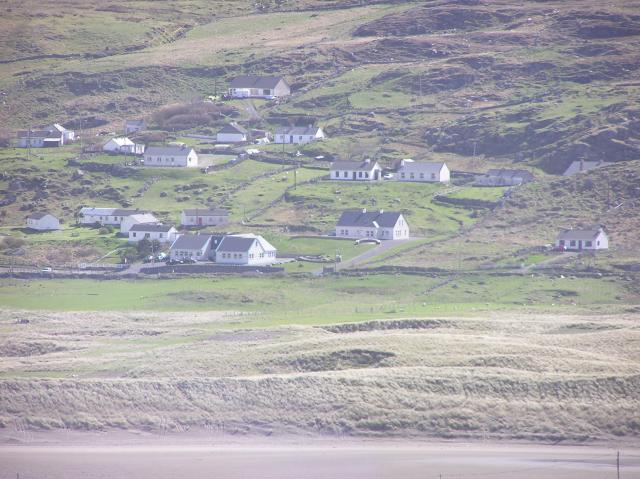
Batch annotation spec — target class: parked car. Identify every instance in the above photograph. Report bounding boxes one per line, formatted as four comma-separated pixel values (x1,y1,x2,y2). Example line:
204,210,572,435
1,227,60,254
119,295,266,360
156,252,167,261
41,267,53,273
143,255,154,263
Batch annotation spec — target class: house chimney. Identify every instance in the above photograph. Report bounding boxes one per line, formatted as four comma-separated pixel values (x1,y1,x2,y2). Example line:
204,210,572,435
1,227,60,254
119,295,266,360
362,208,367,214
379,209,384,214
364,158,371,164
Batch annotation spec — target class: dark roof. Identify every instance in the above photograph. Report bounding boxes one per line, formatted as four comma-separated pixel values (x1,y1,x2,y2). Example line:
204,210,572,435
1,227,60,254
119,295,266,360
27,212,51,220
275,126,321,136
218,123,247,135
171,234,212,250
183,208,230,216
145,145,195,156
216,235,256,252
337,209,403,228
485,169,534,180
112,209,142,216
331,160,379,171
129,223,174,233
229,75,286,89
17,129,61,138
557,227,605,241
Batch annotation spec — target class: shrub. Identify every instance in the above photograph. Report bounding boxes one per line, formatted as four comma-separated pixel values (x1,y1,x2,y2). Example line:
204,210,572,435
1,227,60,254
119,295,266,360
0,237,26,250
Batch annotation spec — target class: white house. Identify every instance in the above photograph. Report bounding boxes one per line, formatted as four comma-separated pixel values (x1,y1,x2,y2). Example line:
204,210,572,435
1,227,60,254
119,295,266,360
181,208,230,227
120,213,159,234
103,137,145,155
336,209,410,240
128,224,177,243
47,124,75,144
215,234,277,266
169,234,213,261
395,160,450,183
26,212,60,231
216,123,248,143
274,126,325,144
228,75,290,99
556,227,609,251
330,159,383,181
17,128,63,148
143,145,198,167
124,119,146,135
79,207,144,226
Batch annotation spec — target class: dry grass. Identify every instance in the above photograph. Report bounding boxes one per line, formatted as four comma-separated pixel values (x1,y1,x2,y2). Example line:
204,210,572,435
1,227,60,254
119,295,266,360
1,309,639,441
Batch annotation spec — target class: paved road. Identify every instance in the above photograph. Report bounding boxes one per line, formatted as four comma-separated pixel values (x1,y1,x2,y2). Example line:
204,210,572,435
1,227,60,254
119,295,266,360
335,238,414,271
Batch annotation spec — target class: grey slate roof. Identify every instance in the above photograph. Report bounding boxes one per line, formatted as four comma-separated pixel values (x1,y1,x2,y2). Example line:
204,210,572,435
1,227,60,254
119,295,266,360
129,224,174,233
229,75,286,89
331,160,379,171
27,212,51,220
17,129,62,139
112,209,142,216
275,126,321,136
557,227,604,241
218,123,247,135
145,145,194,157
216,236,256,253
183,208,230,216
397,161,445,174
171,234,211,250
337,209,402,228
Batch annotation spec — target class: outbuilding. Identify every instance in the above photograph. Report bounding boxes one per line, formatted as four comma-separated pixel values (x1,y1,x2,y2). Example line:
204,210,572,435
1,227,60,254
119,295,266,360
26,212,60,231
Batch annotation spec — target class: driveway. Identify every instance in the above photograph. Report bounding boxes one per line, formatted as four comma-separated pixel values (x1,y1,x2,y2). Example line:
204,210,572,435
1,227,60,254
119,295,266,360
336,238,414,271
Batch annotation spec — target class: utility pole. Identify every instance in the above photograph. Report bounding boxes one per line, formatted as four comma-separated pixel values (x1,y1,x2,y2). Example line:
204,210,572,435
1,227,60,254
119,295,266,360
617,451,620,479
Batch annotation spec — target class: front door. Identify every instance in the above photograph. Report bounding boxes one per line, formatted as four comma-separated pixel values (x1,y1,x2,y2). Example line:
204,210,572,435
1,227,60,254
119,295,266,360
578,240,582,250
353,172,357,180
198,217,203,226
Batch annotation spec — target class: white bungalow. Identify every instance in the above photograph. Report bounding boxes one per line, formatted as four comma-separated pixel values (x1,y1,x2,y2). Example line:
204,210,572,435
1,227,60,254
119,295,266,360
181,208,230,227
26,212,60,231
336,209,410,240
215,234,277,266
103,137,145,155
120,213,159,234
274,126,325,144
329,159,382,181
395,160,450,183
143,145,198,167
556,227,609,251
228,76,290,99
216,123,248,143
169,234,213,261
79,207,144,226
128,224,177,243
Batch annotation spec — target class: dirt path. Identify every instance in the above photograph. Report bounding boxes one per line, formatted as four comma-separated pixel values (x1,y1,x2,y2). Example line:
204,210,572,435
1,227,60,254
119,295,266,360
1,435,637,479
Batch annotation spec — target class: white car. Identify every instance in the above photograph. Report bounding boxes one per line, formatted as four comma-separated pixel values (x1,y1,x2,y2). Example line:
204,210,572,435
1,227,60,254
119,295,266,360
41,267,53,273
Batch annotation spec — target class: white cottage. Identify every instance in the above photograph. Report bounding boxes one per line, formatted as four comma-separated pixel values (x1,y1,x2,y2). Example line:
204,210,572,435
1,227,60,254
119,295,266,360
330,159,382,181
274,126,325,144
396,160,450,183
143,145,198,167
128,224,177,243
181,208,230,227
79,207,144,226
169,234,213,261
215,234,277,266
336,209,410,240
103,137,145,155
556,227,609,251
228,76,290,99
26,212,60,231
120,213,159,234
216,123,248,143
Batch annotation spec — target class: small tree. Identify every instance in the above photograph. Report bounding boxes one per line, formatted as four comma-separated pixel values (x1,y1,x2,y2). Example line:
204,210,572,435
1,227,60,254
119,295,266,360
119,247,138,264
137,238,152,257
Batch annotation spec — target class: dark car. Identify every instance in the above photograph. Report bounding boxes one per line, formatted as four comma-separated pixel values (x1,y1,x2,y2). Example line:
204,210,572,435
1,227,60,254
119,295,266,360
182,258,196,264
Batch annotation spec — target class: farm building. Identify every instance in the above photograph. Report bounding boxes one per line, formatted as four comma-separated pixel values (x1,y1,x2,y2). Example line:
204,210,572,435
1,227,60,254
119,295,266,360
228,75,290,99
181,208,230,227
79,207,146,226
556,227,609,251
395,160,450,183
103,137,144,155
16,123,75,148
143,145,198,167
169,234,214,261
124,119,146,135
215,234,277,266
216,123,248,143
562,160,608,176
128,224,177,243
330,159,382,181
474,169,534,186
336,209,410,240
274,126,325,144
120,213,159,234
26,212,60,231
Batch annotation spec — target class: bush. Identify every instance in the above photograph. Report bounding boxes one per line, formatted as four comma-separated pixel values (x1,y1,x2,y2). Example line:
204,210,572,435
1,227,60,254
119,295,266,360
0,237,26,250
98,227,109,235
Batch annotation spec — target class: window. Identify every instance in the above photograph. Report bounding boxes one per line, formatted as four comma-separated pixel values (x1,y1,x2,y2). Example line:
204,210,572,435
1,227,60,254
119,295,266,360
335,171,339,178
420,173,424,179
144,233,150,239
132,232,137,238
431,173,436,180
344,171,348,178
358,172,363,178
159,233,164,238
401,173,405,179
585,241,592,247
364,172,369,178
570,240,576,247
410,173,415,179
